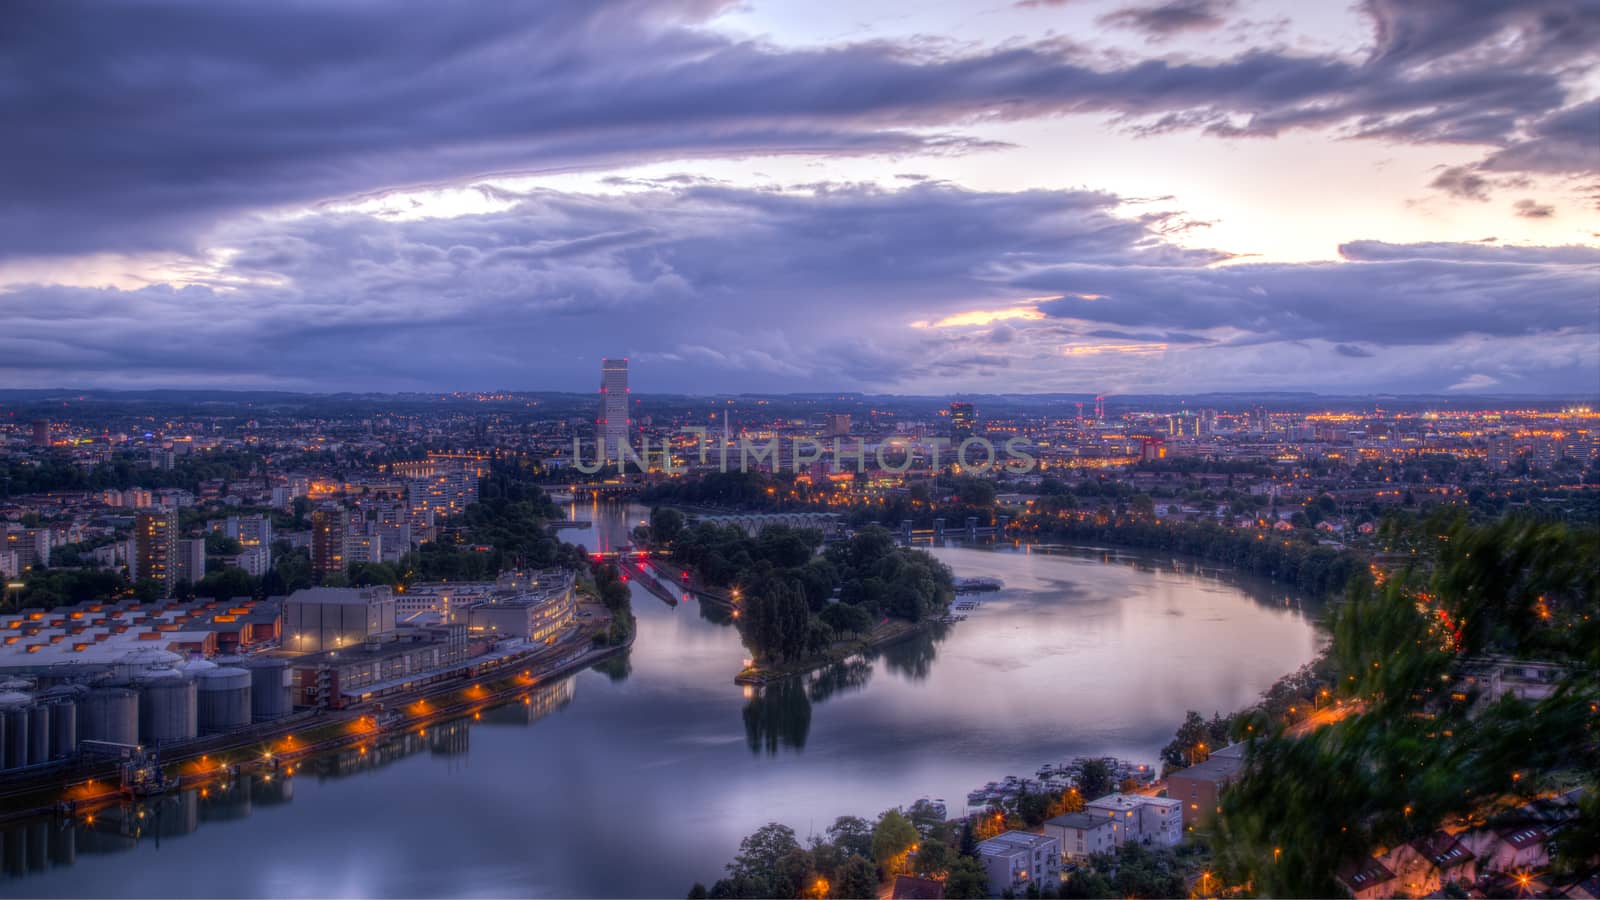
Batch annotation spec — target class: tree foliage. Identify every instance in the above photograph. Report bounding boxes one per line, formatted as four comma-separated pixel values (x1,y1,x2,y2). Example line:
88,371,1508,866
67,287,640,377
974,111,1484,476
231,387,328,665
1214,515,1600,895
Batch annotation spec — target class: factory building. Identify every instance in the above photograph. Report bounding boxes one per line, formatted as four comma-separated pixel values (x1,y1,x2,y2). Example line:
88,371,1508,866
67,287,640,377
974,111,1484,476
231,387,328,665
0,597,281,676
282,586,396,653
288,623,474,709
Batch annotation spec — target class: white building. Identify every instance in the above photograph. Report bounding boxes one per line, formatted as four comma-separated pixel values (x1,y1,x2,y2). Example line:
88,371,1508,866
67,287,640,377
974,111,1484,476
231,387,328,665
176,537,207,586
1045,812,1119,860
1081,793,1183,849
975,831,1061,897
397,582,498,620
229,544,271,577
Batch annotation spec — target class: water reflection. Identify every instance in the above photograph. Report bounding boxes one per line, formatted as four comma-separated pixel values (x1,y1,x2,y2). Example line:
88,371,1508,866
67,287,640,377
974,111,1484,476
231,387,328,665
742,679,811,755
0,680,575,886
880,621,949,681
0,504,1324,898
742,622,951,755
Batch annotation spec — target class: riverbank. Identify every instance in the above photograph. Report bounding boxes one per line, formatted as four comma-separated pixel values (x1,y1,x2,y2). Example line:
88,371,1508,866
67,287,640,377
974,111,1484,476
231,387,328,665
0,604,630,825
651,563,734,608
733,616,933,687
650,557,949,688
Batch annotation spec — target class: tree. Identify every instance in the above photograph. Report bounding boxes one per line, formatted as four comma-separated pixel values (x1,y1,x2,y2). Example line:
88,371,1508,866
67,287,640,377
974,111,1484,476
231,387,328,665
827,816,874,860
1160,710,1210,770
688,884,708,899
1059,869,1112,899
943,857,989,899
194,566,256,600
1077,758,1113,800
726,823,804,899
651,506,686,545
910,839,951,877
871,810,920,876
1214,516,1600,896
819,601,871,635
832,855,878,900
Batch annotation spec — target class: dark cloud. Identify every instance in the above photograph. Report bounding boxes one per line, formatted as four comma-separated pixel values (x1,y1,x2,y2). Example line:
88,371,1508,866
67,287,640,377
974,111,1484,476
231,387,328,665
1513,199,1557,218
1335,344,1376,358
1337,240,1597,264
0,183,1592,394
1098,0,1236,39
1480,100,1600,175
1,0,1594,258
1430,165,1493,201
1027,242,1599,346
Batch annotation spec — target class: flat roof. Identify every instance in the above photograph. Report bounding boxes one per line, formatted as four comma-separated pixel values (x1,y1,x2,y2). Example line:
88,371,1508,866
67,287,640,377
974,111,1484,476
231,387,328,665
1045,812,1108,830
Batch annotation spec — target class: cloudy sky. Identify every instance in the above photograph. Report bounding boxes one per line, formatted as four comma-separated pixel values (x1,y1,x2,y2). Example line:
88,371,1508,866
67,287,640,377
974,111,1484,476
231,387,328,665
2,0,1596,395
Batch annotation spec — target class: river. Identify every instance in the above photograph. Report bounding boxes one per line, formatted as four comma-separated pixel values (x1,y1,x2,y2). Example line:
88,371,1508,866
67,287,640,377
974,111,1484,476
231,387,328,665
0,502,1323,897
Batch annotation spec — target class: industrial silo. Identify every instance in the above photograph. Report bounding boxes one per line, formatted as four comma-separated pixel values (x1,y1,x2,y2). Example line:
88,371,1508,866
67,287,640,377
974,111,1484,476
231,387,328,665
114,648,183,682
0,691,28,770
196,668,251,734
47,697,77,759
243,657,292,721
77,687,139,746
3,700,31,770
138,675,197,744
26,703,50,766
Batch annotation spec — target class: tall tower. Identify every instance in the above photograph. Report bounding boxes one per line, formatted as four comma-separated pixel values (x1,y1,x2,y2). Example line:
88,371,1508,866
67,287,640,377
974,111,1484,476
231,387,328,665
311,507,349,582
131,511,178,596
599,358,630,458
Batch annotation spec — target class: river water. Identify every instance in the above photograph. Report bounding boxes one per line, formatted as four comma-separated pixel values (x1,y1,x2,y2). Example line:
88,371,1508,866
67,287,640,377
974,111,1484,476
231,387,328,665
1,502,1322,897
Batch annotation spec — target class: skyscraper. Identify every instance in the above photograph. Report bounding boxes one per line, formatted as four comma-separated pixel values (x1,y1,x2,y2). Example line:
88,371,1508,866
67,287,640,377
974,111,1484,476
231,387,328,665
30,419,49,447
311,507,349,582
131,511,178,595
949,402,977,441
599,358,630,458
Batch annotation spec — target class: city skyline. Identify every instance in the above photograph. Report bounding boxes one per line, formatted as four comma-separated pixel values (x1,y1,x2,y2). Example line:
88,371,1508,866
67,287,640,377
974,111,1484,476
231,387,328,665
2,1,1596,396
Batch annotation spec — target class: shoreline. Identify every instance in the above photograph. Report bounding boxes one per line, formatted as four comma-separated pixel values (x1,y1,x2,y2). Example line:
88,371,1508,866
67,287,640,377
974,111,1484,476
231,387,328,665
733,616,936,687
0,614,632,826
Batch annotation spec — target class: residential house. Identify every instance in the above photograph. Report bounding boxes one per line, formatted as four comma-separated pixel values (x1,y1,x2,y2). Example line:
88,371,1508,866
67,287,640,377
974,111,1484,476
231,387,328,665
891,875,944,900
1335,857,1397,900
1379,831,1475,897
1166,753,1246,828
1045,812,1117,861
975,831,1061,898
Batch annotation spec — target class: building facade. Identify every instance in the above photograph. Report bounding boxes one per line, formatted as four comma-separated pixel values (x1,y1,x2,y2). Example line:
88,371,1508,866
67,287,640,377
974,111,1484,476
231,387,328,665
975,831,1061,897
599,357,630,458
131,511,178,595
310,507,348,581
283,586,397,653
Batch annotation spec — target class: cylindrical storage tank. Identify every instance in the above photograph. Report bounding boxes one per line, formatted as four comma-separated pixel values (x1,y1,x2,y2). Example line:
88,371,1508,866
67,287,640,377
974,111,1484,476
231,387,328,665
138,676,197,744
4,705,30,770
196,668,251,734
180,658,218,677
27,703,50,766
244,658,292,721
77,687,138,746
114,648,183,682
48,698,77,759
